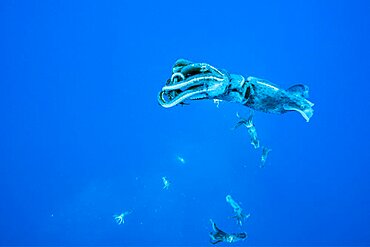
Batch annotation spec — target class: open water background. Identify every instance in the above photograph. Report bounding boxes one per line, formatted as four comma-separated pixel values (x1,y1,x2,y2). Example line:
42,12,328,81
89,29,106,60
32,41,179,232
0,0,369,245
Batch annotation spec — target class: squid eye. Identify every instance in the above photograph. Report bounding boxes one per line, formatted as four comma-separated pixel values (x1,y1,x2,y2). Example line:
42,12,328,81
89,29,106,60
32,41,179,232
245,86,251,99
170,72,185,82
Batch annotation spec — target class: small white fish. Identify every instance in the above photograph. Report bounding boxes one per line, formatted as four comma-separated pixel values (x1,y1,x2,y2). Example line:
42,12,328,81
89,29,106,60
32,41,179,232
162,176,170,190
213,99,222,108
176,155,186,164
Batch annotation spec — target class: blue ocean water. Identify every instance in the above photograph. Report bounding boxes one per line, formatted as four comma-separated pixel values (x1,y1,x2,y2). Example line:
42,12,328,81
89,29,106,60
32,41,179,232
0,0,369,245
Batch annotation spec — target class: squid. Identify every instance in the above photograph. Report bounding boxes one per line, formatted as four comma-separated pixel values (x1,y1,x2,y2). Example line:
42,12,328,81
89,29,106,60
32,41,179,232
209,219,247,244
158,59,314,122
113,211,131,225
226,195,250,226
260,146,272,168
233,111,260,149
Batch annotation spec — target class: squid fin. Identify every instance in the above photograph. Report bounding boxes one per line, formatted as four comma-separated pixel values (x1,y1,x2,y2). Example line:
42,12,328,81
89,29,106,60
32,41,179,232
287,84,309,98
283,105,314,122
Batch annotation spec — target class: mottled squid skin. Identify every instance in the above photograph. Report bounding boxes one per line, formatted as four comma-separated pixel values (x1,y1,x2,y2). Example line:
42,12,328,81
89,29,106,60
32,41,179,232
158,59,314,122
244,76,314,122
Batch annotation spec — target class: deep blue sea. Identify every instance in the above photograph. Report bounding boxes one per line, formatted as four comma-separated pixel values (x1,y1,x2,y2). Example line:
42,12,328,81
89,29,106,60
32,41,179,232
1,0,369,246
